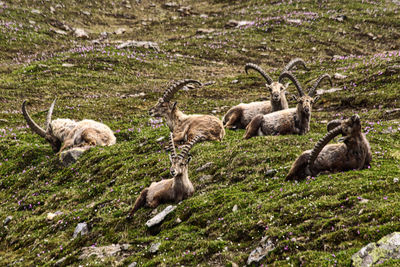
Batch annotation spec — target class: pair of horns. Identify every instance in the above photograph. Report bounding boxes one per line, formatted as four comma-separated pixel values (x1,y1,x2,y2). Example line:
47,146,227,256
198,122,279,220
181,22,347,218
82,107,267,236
245,58,309,85
307,115,361,171
279,72,332,97
161,79,202,102
22,98,57,138
167,133,204,159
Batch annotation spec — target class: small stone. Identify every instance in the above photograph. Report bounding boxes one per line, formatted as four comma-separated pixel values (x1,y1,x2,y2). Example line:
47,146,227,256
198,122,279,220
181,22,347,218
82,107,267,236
55,256,67,266
311,47,316,51
82,11,91,16
60,147,90,166
232,205,238,212
176,218,182,223
62,63,74,68
116,40,159,51
196,162,214,172
52,29,68,35
73,222,89,238
265,169,277,177
3,216,12,225
225,19,253,28
334,73,347,80
146,205,176,227
31,9,41,14
74,28,89,39
316,87,343,95
149,242,161,253
200,14,208,18
128,262,137,267
231,79,239,84
247,236,276,265
163,2,179,8
50,6,55,13
114,28,126,35
394,178,399,183
196,28,215,34
47,211,63,220
156,136,165,142
199,175,213,183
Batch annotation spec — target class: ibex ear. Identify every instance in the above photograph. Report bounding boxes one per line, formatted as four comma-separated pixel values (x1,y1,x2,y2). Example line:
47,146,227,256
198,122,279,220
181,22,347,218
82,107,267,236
186,155,192,164
266,84,272,92
171,102,177,111
48,123,53,134
312,95,320,103
283,82,290,91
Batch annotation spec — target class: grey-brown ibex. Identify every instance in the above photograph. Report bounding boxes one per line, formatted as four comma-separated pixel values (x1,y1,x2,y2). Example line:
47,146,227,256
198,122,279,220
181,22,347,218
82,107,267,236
244,72,332,139
223,58,309,129
286,114,372,180
22,99,116,153
149,80,225,146
127,133,203,218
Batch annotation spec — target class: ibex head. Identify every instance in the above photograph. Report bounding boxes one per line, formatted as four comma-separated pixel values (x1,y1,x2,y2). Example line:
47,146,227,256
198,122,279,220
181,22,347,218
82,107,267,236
279,72,332,116
245,58,309,104
149,80,202,117
22,99,62,152
167,133,203,177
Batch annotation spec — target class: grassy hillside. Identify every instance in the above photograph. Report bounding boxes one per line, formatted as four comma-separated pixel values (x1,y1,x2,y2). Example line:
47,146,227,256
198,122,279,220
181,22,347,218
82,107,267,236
0,0,400,265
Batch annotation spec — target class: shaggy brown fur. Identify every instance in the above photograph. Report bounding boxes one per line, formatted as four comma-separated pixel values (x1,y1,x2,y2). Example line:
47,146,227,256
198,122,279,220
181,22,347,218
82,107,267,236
149,80,225,146
127,134,202,219
286,115,372,180
223,58,309,129
243,72,332,139
22,99,116,153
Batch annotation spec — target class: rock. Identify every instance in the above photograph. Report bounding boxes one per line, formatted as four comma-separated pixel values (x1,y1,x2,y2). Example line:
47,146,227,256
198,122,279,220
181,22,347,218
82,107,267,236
149,242,161,253
81,11,91,16
74,28,89,39
4,216,12,225
52,29,68,35
176,217,182,223
31,9,41,14
247,236,276,265
334,73,347,80
79,243,130,260
156,136,165,142
47,211,63,220
55,256,67,266
116,40,159,51
394,178,399,183
196,28,215,34
231,79,239,84
316,87,342,95
50,6,56,14
360,198,369,204
178,6,192,16
128,262,137,267
62,63,74,67
200,14,208,18
199,175,213,183
352,232,400,267
196,162,214,172
232,205,238,212
73,222,89,239
265,169,277,177
225,20,254,28
286,19,301,24
163,2,179,8
146,205,176,227
114,28,126,35
60,147,90,166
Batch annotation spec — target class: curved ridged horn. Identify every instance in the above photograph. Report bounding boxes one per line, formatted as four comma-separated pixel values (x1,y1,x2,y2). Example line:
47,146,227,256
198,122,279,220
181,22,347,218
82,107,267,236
45,98,57,130
278,71,304,96
282,58,310,73
167,133,177,157
22,100,46,138
327,119,342,132
162,79,202,102
244,63,273,85
309,74,332,97
177,135,204,159
308,126,343,170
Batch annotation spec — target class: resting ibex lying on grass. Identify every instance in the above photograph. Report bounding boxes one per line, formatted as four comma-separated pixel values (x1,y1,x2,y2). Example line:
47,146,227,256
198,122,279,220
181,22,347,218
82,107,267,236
286,115,372,180
223,58,309,129
22,99,116,153
244,72,332,139
127,134,203,218
149,79,225,146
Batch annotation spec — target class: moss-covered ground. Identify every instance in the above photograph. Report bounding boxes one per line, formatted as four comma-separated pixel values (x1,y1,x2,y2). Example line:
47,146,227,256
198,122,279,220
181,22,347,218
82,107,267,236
0,0,400,265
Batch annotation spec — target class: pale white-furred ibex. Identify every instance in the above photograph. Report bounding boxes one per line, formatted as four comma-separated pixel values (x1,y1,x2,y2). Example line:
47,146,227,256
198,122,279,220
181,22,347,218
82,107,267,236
22,99,116,153
286,115,372,180
223,58,309,129
127,133,203,218
149,79,225,146
244,72,332,139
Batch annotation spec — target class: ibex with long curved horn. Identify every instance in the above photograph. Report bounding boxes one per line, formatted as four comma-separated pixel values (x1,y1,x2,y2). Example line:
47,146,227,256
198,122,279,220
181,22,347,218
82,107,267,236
223,58,309,129
149,80,225,146
244,72,332,139
127,133,203,218
286,115,372,180
22,99,116,153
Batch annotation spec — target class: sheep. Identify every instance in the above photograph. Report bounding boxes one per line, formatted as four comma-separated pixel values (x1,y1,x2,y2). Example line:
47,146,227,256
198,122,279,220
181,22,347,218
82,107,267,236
222,58,309,129
149,79,225,146
286,114,372,180
126,133,203,219
22,99,116,153
243,72,332,139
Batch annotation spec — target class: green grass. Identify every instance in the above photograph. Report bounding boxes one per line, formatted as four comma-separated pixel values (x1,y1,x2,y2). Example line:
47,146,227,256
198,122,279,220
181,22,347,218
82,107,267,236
1,0,400,266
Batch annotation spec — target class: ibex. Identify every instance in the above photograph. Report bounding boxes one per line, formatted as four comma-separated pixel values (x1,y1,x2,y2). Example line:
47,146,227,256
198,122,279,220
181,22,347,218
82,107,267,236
223,58,309,129
244,72,332,139
127,133,203,218
286,115,372,180
149,79,225,145
22,99,116,153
